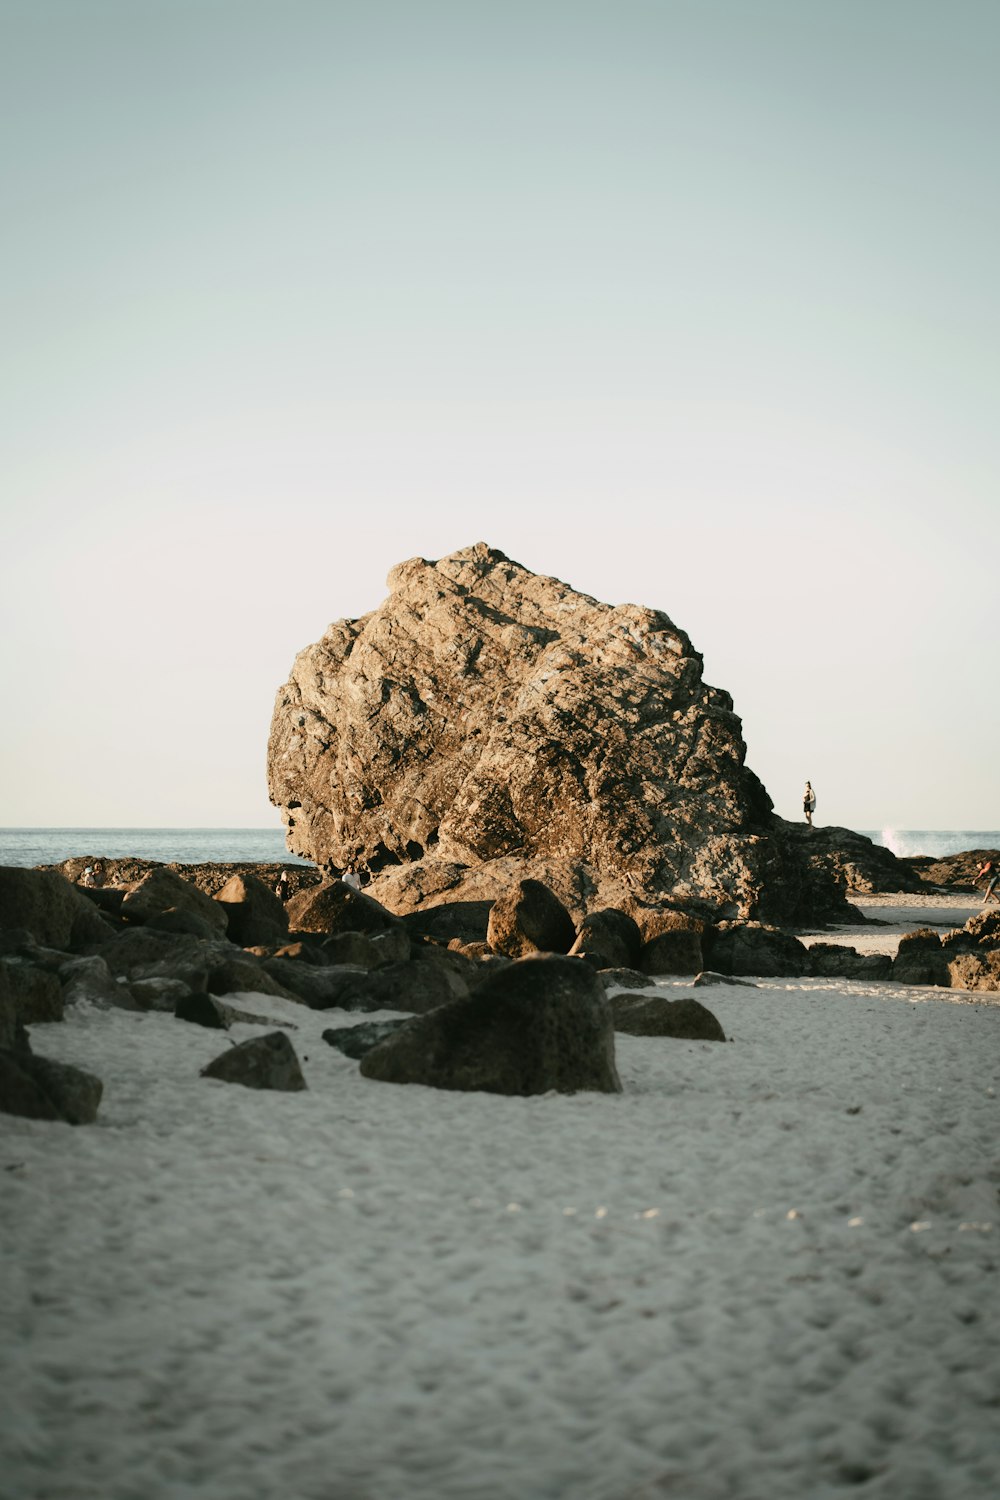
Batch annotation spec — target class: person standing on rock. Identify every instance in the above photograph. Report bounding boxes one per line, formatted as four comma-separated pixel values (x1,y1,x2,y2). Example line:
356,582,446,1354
803,781,816,827
974,858,999,904
275,871,291,902
342,865,362,891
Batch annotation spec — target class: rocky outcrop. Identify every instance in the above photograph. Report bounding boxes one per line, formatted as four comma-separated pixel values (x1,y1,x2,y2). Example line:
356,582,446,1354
901,848,1000,892
772,823,922,897
359,955,621,1094
267,544,860,925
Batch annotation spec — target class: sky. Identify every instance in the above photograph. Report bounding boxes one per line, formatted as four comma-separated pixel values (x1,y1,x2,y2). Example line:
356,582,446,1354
2,0,997,833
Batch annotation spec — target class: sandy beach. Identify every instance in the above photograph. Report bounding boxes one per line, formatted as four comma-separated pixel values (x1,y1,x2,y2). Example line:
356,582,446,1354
1,891,998,1500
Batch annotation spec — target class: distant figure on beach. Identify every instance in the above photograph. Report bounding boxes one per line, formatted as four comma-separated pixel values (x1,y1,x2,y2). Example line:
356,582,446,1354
81,865,95,887
274,871,290,902
974,858,999,904
342,865,361,891
803,781,816,827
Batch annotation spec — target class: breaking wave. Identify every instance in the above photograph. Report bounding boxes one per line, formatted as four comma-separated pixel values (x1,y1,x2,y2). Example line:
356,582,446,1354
868,829,1000,860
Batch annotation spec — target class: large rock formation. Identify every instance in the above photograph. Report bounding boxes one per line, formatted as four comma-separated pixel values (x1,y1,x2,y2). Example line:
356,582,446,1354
266,545,893,923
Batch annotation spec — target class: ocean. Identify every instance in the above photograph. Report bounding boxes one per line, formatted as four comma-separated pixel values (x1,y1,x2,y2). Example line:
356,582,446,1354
0,828,311,869
0,827,997,870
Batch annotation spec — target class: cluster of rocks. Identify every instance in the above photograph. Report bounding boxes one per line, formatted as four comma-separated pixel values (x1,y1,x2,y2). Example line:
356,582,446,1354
899,848,1000,893
5,841,999,1124
893,911,1000,991
0,859,764,1120
268,544,920,929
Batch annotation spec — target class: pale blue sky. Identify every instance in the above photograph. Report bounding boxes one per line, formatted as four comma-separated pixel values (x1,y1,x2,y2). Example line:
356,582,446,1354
2,0,997,832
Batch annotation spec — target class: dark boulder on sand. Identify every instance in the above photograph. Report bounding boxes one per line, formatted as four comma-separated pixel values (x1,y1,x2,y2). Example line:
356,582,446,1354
0,867,112,949
359,954,621,1095
201,1031,306,1091
0,1045,103,1124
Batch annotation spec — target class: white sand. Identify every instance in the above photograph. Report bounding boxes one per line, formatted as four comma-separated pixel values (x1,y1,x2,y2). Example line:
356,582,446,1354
798,893,991,958
2,914,999,1499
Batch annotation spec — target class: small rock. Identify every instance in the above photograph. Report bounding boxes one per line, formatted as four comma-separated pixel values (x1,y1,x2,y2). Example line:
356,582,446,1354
201,1031,307,1091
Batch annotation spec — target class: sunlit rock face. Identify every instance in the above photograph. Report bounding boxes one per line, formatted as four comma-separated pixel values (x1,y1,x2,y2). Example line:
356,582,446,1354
267,543,796,920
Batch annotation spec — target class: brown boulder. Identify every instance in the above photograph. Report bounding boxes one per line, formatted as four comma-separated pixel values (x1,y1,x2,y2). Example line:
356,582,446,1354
213,874,289,947
569,908,642,968
285,881,403,938
121,869,228,937
486,879,576,959
638,928,704,976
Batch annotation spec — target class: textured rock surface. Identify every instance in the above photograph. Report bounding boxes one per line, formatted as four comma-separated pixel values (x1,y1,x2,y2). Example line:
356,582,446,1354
359,954,621,1095
0,867,111,948
0,1049,103,1124
201,1032,306,1091
611,993,726,1041
267,544,818,921
486,879,576,958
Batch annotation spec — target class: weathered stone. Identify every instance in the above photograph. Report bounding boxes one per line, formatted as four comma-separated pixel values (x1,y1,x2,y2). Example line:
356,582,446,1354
409,940,482,993
487,880,576,959
631,908,706,943
946,951,1000,992
359,954,621,1095
806,944,893,981
213,873,290,947
0,1050,103,1123
402,899,494,947
260,959,374,1009
638,929,704,976
611,993,726,1041
176,991,232,1029
569,908,642,968
206,956,297,1002
128,976,192,1011
774,822,923,896
146,908,221,940
0,867,111,949
322,1019,412,1058
320,932,389,969
59,955,132,1009
268,547,782,913
201,1031,307,1091
597,967,656,991
892,929,949,986
121,868,229,936
0,957,64,1025
285,881,403,938
900,847,1000,893
702,923,809,978
307,959,463,1015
